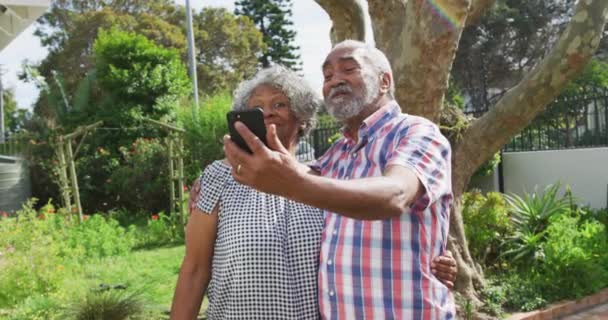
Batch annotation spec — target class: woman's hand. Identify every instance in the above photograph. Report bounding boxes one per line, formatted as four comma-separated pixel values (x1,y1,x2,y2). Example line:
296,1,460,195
431,250,457,289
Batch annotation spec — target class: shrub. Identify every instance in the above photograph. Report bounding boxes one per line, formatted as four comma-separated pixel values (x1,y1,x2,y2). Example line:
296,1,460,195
135,212,185,248
177,94,232,183
0,200,137,308
106,138,170,214
502,183,570,267
65,214,136,259
0,201,67,308
500,273,547,312
66,290,145,320
462,191,511,267
538,214,608,300
495,213,608,311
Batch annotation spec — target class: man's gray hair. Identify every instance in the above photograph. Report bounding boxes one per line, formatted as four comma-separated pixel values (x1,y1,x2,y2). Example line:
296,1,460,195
232,65,321,137
331,40,395,98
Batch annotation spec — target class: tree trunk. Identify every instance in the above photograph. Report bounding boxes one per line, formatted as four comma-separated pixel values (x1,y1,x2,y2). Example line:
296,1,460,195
368,0,471,122
314,0,366,43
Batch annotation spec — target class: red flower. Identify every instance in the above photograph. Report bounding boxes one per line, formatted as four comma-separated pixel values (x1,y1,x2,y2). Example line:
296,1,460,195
1,211,9,218
152,214,159,220
183,185,189,192
83,215,90,221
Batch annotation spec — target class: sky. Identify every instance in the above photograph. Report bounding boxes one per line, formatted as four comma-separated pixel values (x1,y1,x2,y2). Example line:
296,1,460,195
0,0,345,111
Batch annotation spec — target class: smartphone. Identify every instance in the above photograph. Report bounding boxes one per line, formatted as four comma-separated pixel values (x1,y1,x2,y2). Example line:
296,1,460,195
226,108,267,153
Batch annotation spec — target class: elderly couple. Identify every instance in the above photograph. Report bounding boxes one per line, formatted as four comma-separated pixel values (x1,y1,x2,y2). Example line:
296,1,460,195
171,40,457,320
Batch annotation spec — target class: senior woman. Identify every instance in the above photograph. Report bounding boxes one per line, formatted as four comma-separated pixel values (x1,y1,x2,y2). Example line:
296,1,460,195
171,65,324,320
171,66,457,320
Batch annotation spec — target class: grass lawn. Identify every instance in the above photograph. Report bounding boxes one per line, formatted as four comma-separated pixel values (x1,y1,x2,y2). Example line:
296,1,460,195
1,244,210,320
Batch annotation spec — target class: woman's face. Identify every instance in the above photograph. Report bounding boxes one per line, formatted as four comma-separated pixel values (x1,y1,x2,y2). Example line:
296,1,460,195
246,84,301,150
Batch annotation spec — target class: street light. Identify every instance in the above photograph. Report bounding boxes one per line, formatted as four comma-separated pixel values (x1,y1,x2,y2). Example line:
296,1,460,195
185,0,200,116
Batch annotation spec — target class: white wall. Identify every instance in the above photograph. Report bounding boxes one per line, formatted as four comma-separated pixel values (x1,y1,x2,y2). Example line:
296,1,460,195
502,147,608,209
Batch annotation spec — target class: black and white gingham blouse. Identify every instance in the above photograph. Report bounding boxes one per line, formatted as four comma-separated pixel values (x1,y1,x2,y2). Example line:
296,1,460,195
196,160,324,319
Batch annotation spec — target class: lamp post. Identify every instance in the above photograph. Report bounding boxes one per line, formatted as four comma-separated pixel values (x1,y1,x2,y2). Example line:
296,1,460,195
185,0,200,116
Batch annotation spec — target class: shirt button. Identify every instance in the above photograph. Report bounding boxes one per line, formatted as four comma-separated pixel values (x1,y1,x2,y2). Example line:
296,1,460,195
329,291,335,297
333,229,338,235
327,259,333,266
352,153,357,158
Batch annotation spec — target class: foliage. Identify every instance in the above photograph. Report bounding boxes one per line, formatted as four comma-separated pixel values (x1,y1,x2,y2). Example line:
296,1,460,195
66,290,145,320
177,94,232,183
478,279,507,317
501,183,569,267
29,7,186,128
1,89,30,135
0,200,185,317
461,191,511,267
538,214,608,300
490,213,608,312
0,200,129,308
453,0,578,112
94,28,189,112
135,212,185,248
472,151,501,178
194,7,266,95
235,0,302,70
106,138,169,214
65,215,136,259
52,28,188,213
464,184,608,312
498,273,547,312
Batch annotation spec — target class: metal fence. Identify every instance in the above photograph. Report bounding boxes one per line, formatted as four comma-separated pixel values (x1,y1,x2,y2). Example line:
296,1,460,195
306,87,608,157
465,86,608,152
0,136,30,157
297,123,341,162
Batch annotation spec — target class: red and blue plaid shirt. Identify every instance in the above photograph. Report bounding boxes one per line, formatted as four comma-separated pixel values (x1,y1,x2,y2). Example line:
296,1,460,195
313,101,455,319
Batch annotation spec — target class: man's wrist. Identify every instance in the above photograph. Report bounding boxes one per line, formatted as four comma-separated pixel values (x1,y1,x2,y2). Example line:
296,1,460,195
284,161,313,200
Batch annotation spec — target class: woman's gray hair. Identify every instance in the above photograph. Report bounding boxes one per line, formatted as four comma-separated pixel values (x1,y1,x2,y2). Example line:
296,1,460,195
232,65,321,138
331,40,395,99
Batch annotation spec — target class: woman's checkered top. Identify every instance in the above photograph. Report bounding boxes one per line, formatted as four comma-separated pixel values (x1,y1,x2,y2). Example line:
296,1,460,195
196,160,324,319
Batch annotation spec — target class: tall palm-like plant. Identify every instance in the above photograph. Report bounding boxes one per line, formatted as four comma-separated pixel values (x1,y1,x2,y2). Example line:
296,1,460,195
501,183,570,266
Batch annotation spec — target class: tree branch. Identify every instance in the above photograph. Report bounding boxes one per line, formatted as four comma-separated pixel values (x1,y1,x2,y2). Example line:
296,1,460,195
454,0,608,189
368,0,471,122
465,0,496,27
314,0,366,44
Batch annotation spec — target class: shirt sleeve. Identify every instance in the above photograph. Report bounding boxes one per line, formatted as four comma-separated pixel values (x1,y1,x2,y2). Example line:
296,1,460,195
195,161,232,214
385,118,452,209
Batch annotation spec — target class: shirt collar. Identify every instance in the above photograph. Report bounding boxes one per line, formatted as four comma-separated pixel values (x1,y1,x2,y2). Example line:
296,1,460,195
341,100,401,142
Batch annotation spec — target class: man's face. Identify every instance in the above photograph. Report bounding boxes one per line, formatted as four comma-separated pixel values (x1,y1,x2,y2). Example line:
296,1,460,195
322,47,379,122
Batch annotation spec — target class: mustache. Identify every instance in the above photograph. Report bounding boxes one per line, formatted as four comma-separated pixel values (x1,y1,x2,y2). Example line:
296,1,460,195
328,83,353,98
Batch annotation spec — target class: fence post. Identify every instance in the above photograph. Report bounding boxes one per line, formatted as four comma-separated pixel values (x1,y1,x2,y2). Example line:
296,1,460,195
167,137,175,215
65,139,83,222
55,137,73,216
177,134,185,224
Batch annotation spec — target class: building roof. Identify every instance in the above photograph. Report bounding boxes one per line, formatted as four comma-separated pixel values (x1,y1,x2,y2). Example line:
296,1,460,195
0,0,51,51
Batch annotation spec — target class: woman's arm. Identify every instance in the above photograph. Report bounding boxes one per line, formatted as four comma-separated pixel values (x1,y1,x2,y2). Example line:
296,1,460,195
170,205,219,320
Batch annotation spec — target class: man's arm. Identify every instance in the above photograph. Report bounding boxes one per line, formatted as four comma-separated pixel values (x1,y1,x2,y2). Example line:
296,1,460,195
293,164,423,220
224,123,424,220
170,207,218,320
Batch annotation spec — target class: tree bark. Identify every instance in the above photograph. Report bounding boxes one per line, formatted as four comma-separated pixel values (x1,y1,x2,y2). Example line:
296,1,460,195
368,0,471,122
314,0,366,43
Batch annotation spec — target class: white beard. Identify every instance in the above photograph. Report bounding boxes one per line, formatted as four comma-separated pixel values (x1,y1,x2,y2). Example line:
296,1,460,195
325,73,379,122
